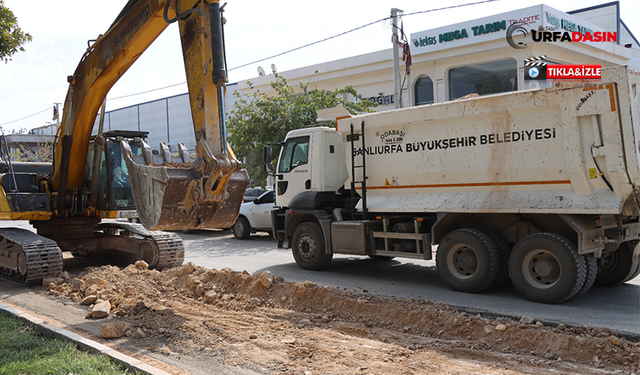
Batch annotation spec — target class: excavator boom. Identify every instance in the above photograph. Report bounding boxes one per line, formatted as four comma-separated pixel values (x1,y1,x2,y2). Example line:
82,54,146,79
52,0,249,229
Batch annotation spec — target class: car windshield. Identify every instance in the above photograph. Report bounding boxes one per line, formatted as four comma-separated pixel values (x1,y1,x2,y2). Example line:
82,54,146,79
244,188,265,197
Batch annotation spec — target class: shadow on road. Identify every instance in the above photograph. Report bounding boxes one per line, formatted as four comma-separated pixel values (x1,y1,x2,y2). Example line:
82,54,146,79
180,231,279,258
256,256,449,294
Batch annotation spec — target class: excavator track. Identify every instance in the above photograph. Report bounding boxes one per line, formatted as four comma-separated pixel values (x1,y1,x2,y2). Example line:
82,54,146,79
97,222,185,269
0,228,63,285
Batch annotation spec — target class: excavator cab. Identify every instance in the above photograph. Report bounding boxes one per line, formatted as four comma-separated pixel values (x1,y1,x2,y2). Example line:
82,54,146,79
85,130,146,219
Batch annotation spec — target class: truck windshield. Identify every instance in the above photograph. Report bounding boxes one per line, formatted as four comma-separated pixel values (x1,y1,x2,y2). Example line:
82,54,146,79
279,136,309,173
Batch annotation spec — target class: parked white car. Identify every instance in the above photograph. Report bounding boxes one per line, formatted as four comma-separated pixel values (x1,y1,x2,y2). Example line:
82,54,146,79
232,190,275,239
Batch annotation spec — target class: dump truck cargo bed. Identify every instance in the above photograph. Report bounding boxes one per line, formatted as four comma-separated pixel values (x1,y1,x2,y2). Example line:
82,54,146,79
337,66,640,216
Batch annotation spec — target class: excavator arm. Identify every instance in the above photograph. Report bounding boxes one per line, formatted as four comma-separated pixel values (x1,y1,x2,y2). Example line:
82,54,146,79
51,0,249,229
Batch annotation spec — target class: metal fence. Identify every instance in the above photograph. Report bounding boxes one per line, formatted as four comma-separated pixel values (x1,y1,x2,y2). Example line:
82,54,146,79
32,83,240,153
98,93,195,151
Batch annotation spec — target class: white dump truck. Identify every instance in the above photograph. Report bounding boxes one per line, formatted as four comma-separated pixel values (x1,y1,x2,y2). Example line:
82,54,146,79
265,66,640,304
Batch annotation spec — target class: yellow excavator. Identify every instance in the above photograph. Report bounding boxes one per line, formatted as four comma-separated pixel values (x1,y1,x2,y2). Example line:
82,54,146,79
0,0,249,284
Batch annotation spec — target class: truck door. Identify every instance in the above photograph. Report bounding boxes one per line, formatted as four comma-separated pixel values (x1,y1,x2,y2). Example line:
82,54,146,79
276,135,311,207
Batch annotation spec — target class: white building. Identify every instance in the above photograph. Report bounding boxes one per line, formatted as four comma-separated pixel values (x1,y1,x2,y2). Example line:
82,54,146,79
242,2,638,112
34,2,639,151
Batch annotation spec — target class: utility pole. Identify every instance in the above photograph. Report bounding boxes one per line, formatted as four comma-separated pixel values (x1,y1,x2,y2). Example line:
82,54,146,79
53,102,62,128
391,8,403,109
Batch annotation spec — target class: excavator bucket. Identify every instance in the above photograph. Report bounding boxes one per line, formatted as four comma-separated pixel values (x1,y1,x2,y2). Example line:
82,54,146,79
122,140,249,231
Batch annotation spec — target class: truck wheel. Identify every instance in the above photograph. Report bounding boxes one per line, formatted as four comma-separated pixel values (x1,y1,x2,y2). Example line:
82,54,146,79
292,222,333,270
436,228,501,293
575,255,598,298
623,256,640,283
509,233,586,304
595,242,640,286
232,216,251,239
484,230,512,288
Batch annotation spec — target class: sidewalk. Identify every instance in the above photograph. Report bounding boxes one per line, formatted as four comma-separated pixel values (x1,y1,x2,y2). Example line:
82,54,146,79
0,300,176,375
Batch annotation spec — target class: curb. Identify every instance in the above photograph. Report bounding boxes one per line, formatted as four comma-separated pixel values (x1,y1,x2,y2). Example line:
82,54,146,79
0,301,172,375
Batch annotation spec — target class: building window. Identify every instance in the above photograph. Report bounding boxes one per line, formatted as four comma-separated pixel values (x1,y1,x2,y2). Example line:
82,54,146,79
449,59,517,100
414,76,434,106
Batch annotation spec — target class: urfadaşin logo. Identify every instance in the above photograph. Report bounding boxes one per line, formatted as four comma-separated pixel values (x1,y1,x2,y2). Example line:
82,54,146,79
531,29,617,42
506,24,617,49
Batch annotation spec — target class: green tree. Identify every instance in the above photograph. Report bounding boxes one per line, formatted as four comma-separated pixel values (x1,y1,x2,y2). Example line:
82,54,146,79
0,0,32,63
227,66,377,186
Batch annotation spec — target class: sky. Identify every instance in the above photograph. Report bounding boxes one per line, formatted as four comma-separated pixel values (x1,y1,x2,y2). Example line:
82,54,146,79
1,0,639,133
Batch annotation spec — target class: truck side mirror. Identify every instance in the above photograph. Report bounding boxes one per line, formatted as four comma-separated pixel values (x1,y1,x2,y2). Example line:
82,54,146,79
264,162,273,175
263,145,273,174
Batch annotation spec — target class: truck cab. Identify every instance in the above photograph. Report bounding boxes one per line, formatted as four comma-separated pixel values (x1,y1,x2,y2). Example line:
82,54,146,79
274,127,348,208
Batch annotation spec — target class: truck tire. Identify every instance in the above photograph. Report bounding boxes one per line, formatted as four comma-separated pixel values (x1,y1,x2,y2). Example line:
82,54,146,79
595,242,640,286
575,255,598,298
436,228,501,293
484,230,512,288
232,216,251,239
623,256,640,283
292,222,333,270
509,233,586,304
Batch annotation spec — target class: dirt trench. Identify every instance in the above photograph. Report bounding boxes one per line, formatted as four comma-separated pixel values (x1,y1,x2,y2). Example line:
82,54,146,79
43,262,640,375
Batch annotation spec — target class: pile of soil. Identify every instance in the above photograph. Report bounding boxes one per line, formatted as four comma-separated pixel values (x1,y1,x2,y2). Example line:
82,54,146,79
45,262,639,374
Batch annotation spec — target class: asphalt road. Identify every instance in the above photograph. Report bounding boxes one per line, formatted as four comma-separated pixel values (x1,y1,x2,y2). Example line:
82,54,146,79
180,229,640,338
1,221,638,338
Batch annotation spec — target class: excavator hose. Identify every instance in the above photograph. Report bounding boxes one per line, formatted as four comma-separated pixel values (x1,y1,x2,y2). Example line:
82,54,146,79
163,0,202,24
56,135,73,215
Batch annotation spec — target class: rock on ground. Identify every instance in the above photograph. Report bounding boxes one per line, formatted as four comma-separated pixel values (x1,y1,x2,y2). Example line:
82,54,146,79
101,321,129,338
